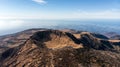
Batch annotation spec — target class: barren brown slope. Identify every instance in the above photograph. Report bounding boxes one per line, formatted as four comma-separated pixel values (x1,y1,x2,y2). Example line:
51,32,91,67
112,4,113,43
0,30,83,67
0,30,120,67
0,28,48,53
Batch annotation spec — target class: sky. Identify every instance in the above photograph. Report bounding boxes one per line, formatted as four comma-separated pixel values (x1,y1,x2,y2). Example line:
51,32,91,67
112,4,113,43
0,0,120,19
0,0,120,35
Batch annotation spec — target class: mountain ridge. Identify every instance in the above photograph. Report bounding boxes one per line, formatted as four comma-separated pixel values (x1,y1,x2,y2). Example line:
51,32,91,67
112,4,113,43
0,29,120,67
0,30,120,67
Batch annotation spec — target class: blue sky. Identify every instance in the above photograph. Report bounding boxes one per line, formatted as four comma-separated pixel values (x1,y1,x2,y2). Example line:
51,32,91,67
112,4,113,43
0,0,120,19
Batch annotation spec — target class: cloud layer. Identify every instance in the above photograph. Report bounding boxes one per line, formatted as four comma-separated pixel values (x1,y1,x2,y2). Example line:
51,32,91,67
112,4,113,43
0,10,120,20
0,20,24,30
72,9,120,19
32,0,46,4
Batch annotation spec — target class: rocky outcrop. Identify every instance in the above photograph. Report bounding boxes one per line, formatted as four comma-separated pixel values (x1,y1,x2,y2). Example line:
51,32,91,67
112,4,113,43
91,33,109,39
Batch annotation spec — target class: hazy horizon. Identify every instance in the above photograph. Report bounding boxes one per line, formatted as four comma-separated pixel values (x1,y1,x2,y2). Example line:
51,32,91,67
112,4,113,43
0,19,120,36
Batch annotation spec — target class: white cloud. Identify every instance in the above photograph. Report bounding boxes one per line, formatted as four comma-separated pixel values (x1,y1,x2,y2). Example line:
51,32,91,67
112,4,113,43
0,20,24,31
0,9,120,20
72,10,120,19
32,0,47,4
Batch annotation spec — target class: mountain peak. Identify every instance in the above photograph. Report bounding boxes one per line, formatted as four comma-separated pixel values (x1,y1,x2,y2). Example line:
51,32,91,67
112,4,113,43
30,30,83,49
0,29,120,67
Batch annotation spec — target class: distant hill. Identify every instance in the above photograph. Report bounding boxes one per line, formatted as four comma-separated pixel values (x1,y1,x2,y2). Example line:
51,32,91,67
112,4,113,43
110,35,120,40
104,32,120,40
104,32,118,38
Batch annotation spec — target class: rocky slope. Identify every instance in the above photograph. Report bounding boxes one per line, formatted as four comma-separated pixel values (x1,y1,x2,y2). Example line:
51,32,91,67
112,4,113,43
0,29,120,67
0,28,48,53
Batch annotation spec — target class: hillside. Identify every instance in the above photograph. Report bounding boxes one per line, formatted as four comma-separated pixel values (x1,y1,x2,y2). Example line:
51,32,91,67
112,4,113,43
0,29,120,67
0,28,49,53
